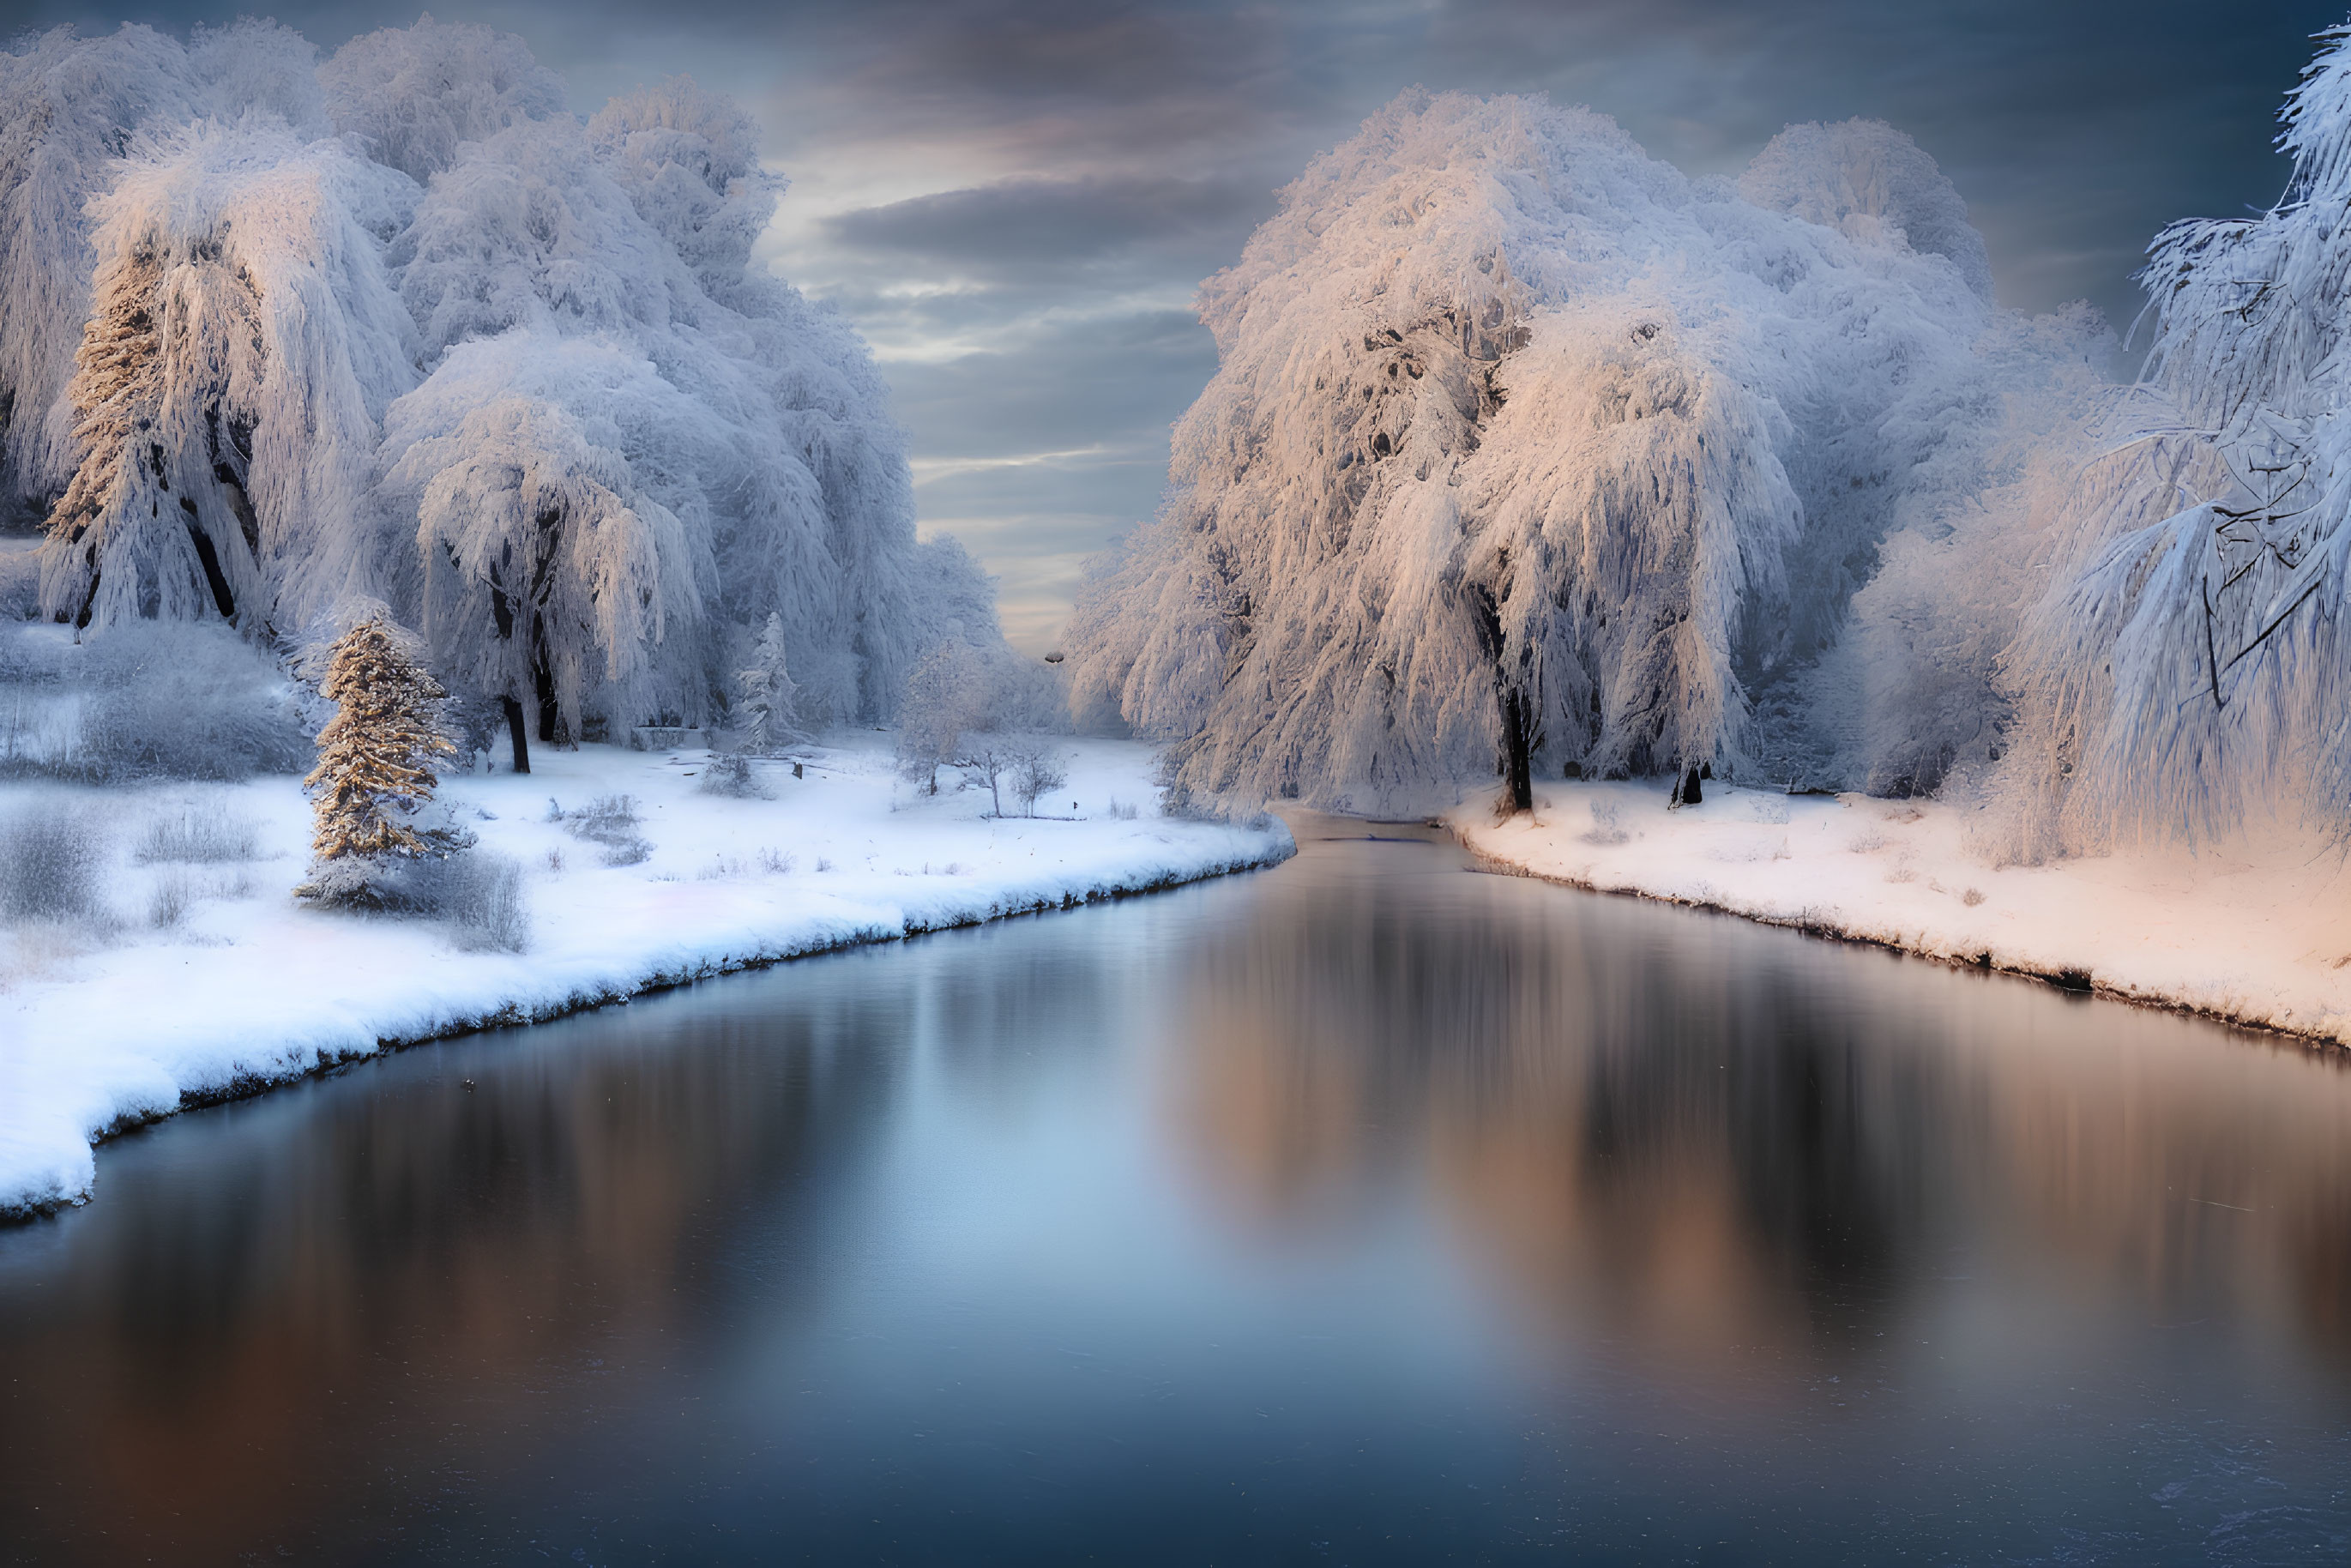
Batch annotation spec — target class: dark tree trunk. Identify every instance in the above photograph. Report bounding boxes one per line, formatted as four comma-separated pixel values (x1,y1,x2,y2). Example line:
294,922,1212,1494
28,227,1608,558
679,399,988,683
1468,581,1536,816
503,696,531,775
1501,686,1534,814
531,614,560,745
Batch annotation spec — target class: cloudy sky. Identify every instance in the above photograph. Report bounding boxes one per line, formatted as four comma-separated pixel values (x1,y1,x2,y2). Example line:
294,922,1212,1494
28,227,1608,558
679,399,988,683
10,0,2344,648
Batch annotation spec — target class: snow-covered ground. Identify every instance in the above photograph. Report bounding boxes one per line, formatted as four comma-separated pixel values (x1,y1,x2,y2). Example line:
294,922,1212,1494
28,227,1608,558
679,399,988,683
1452,781,2351,1049
0,737,1291,1218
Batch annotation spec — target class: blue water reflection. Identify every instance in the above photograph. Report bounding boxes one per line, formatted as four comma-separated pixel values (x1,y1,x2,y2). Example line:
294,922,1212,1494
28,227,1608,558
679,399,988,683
2,820,2348,1564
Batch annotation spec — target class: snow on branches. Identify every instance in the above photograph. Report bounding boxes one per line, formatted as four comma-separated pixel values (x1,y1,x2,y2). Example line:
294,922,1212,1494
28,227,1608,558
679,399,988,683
1065,92,2063,814
298,610,459,901
1994,24,2351,852
0,17,1006,757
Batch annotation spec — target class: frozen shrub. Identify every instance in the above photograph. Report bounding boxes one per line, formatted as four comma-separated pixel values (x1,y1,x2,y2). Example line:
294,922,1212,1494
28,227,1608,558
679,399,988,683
756,847,794,873
564,793,651,865
1581,801,1629,847
1010,743,1068,817
341,847,529,950
148,871,195,928
1962,887,1987,908
698,753,770,799
135,802,262,863
69,624,310,783
441,853,528,953
0,805,103,922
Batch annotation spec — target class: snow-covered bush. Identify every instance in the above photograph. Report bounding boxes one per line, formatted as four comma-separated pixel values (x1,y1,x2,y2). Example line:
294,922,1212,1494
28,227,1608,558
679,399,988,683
1064,93,2095,813
148,869,193,928
562,793,650,865
69,623,309,782
0,622,307,784
0,804,102,922
698,752,769,799
0,19,1017,761
134,801,261,863
437,851,528,953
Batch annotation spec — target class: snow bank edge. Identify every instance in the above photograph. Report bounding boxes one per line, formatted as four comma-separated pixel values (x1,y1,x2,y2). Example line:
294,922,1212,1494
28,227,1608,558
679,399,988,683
1,829,1294,1226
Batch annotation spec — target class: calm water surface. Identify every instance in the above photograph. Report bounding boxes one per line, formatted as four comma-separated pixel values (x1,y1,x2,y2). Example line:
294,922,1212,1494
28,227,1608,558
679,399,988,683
3,822,2350,1565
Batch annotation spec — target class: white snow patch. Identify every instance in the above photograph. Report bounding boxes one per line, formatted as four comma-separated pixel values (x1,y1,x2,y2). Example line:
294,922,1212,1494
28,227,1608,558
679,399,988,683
1452,781,2351,1048
0,737,1288,1217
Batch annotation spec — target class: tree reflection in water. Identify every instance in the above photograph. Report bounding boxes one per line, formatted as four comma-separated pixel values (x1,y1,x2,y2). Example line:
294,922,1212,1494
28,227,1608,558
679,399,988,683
1169,817,2351,1395
1,820,2348,1564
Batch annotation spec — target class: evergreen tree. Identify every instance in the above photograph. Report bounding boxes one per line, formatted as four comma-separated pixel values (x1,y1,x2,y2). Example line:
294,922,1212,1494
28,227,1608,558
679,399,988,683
298,614,459,902
738,612,808,754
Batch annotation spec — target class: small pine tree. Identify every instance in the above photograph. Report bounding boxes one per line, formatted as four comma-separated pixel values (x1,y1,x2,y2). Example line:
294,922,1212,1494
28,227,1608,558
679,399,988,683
298,614,459,902
738,612,808,755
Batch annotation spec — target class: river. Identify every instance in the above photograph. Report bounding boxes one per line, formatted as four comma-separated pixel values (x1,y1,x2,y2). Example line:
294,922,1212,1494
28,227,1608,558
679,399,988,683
2,819,2348,1564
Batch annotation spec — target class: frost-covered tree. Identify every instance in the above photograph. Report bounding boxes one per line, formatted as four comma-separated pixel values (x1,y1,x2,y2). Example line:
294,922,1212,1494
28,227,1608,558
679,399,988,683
1010,742,1067,818
298,612,458,904
36,116,415,635
896,641,983,794
0,17,1013,759
738,612,807,753
1991,24,2351,853
1064,93,2079,813
0,21,329,522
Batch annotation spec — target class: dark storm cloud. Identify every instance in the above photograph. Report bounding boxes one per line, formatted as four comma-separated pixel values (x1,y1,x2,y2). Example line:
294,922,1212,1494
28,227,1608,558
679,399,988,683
7,0,2345,647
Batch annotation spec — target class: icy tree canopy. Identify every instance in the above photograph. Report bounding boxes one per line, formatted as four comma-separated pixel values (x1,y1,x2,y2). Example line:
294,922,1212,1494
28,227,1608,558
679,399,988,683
1064,91,2107,813
0,18,1001,743
1991,23,2351,853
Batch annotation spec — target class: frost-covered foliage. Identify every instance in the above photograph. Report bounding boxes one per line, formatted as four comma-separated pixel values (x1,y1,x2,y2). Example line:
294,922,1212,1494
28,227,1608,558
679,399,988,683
1991,24,2351,853
895,632,1066,795
0,620,308,782
0,803,102,922
0,19,1006,750
1064,93,2088,813
298,612,461,904
737,612,807,754
0,21,326,520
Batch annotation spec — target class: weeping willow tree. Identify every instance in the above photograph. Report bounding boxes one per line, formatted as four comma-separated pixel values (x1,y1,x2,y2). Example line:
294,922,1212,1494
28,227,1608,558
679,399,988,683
0,18,1016,759
1996,24,2351,853
1064,91,2072,815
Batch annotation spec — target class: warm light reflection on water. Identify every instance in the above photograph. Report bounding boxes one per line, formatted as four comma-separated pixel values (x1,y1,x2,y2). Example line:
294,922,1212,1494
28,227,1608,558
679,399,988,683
3,819,2348,1563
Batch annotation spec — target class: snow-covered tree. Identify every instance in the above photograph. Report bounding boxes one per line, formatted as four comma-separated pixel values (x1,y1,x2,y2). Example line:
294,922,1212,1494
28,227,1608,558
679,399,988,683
36,115,415,636
0,17,1014,761
0,21,326,519
1064,93,2082,814
298,611,458,903
1010,742,1067,818
896,641,982,794
1990,24,2351,853
738,612,807,753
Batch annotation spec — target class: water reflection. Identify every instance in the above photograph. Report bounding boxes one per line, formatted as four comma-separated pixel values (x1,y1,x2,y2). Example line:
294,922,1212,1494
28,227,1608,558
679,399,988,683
1,822,2348,1563
1176,822,2351,1389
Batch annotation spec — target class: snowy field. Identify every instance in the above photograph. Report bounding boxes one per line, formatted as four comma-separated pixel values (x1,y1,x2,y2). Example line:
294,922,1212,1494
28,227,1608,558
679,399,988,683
1452,782,2351,1049
0,738,1291,1218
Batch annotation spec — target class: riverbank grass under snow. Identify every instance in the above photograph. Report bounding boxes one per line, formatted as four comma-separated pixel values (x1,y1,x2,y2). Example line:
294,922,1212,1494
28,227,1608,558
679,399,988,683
0,737,1291,1219
1451,782,2351,1047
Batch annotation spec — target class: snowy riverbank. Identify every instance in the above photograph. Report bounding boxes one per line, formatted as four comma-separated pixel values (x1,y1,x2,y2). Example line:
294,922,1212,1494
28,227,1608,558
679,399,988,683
1451,781,2351,1048
0,737,1291,1218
